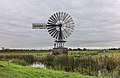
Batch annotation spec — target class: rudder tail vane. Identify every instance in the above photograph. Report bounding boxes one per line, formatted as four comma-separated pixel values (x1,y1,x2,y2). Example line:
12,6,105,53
32,23,47,29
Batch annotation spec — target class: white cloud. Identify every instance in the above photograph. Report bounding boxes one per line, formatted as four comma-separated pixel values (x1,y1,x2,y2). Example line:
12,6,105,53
0,0,120,49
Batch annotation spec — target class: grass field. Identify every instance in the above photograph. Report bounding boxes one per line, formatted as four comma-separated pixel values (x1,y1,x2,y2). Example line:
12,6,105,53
0,50,120,77
1,50,120,58
69,50,120,58
0,61,100,78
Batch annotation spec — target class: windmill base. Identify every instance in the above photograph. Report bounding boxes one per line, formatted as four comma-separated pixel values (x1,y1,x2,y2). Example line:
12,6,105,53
52,48,68,55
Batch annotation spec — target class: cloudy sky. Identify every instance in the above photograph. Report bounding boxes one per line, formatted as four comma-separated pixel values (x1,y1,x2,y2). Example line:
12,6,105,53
0,0,120,49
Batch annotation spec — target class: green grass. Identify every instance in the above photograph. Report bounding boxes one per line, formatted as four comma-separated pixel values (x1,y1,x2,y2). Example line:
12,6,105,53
69,50,120,58
0,61,100,78
1,50,120,58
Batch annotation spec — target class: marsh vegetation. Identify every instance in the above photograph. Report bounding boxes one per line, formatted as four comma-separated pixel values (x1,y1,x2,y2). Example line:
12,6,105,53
0,50,120,78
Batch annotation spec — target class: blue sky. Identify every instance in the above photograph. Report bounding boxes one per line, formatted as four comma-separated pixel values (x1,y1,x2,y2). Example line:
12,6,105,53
0,0,120,49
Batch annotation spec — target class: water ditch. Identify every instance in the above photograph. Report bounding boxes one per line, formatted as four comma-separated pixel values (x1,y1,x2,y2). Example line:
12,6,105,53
30,62,46,69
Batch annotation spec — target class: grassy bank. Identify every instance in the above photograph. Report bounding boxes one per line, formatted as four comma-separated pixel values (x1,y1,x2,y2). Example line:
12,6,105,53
0,61,99,78
1,50,120,77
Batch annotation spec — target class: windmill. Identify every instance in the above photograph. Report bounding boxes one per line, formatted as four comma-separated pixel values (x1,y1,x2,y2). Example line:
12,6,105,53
32,12,74,55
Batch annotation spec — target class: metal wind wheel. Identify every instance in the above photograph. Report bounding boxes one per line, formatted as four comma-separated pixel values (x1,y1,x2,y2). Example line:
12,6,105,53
32,12,75,48
47,12,74,40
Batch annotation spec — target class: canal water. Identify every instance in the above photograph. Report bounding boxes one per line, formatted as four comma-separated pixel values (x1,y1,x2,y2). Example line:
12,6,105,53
30,62,46,69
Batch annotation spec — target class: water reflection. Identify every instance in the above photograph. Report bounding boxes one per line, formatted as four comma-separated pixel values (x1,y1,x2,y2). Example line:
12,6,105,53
31,62,46,69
